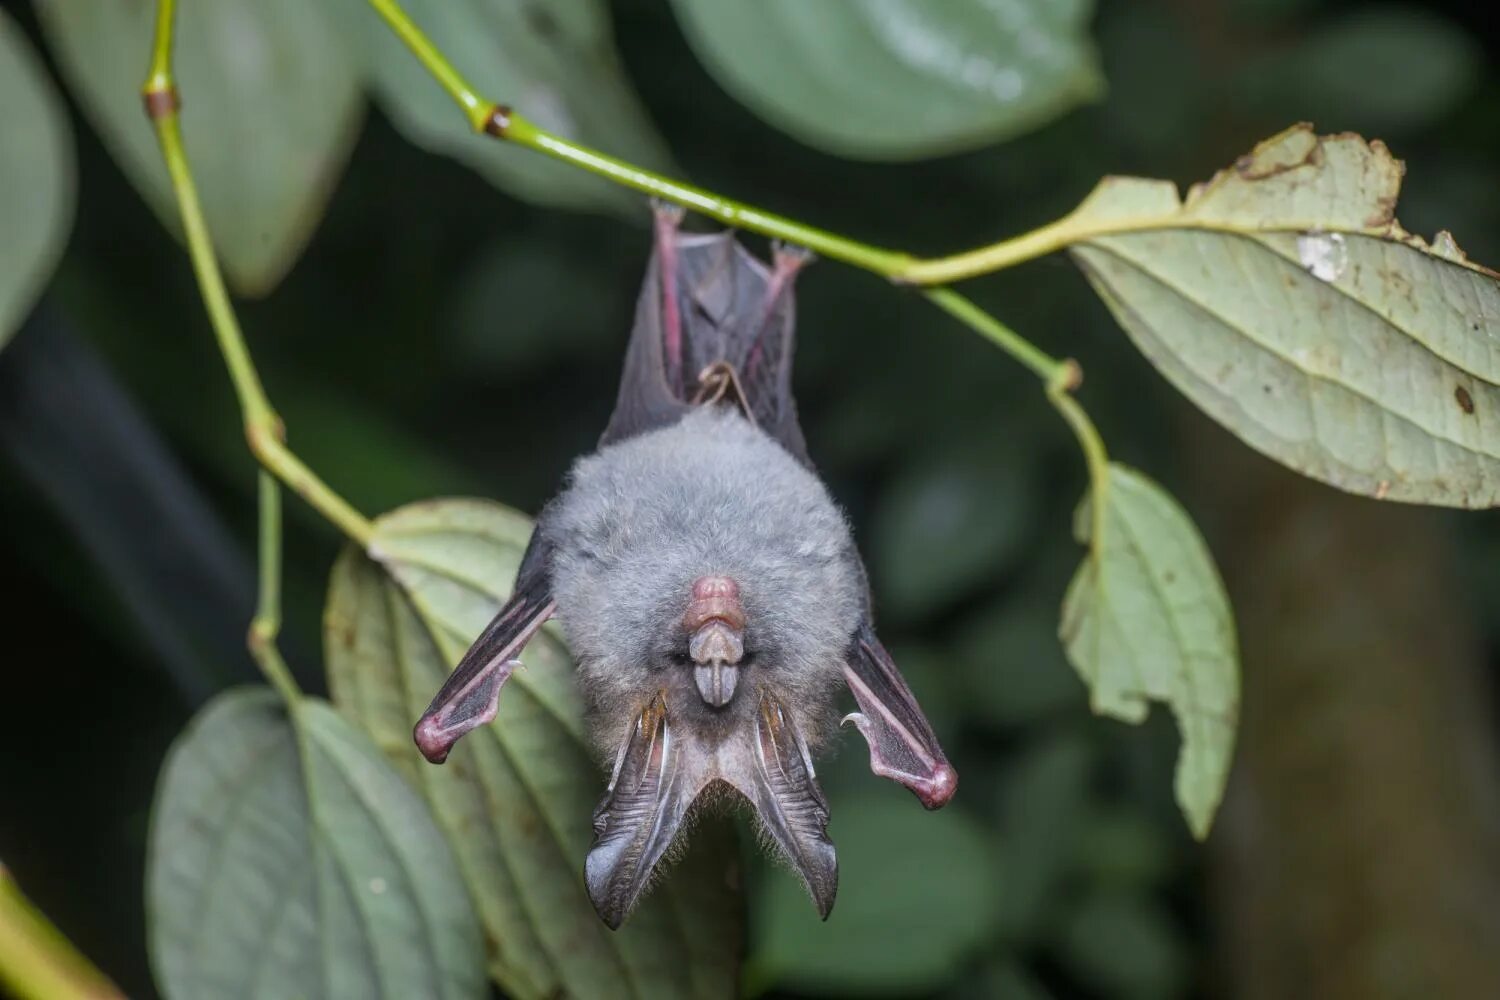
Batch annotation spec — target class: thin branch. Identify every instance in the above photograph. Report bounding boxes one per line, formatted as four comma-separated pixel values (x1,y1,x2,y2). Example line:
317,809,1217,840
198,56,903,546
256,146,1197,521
359,0,1094,394
249,471,301,705
0,866,122,1000
923,289,1069,384
361,0,912,278
141,3,373,549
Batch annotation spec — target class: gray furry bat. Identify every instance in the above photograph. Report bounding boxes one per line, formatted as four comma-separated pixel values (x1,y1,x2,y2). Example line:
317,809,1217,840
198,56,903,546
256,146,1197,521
414,206,956,928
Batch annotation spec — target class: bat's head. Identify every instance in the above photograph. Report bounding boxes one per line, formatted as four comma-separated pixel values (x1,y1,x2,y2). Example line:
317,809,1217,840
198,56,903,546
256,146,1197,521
548,406,863,925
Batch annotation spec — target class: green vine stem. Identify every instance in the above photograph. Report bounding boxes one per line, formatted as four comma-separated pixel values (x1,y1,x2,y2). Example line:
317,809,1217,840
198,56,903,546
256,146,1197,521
1047,367,1111,541
360,0,1117,498
142,0,374,551
0,866,122,1000
358,2,1104,400
248,470,301,705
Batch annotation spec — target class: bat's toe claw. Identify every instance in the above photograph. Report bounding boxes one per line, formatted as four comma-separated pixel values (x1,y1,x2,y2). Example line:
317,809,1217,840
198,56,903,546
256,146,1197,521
650,198,686,224
770,241,816,270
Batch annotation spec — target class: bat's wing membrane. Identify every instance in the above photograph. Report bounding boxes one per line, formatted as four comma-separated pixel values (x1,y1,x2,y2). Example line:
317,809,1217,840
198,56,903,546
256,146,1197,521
601,206,811,465
842,623,958,809
413,531,556,763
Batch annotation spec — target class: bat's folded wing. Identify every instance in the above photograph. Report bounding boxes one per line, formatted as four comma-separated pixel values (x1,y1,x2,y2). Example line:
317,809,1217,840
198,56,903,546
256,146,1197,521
413,535,556,764
842,624,958,810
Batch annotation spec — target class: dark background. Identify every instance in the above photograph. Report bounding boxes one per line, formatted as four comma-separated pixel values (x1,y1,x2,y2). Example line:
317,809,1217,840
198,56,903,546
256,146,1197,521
3,1,1500,997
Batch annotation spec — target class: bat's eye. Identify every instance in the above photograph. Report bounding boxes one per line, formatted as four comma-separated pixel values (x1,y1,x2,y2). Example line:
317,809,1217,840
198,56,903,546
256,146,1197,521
668,651,692,667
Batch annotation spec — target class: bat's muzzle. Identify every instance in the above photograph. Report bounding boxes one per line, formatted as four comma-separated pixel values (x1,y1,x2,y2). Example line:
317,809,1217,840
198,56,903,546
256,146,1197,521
685,575,745,708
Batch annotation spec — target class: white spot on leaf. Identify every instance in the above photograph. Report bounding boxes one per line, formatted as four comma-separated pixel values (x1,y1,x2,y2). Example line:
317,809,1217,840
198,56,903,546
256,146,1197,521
1296,232,1348,282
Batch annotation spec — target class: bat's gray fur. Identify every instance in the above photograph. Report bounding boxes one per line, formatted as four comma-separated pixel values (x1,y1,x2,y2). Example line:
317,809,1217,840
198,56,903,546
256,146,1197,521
546,405,865,760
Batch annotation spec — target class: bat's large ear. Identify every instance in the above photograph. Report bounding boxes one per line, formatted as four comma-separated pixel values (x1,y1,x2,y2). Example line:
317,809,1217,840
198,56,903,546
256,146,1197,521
737,693,839,918
413,537,555,764
842,624,958,809
585,692,695,929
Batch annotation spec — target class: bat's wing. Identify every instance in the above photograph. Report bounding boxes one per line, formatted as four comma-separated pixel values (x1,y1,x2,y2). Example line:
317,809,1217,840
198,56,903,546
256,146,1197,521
601,206,811,465
413,529,556,764
842,622,958,810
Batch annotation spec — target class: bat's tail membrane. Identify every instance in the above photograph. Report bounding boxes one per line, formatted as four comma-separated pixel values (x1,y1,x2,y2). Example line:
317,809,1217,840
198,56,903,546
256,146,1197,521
601,205,812,464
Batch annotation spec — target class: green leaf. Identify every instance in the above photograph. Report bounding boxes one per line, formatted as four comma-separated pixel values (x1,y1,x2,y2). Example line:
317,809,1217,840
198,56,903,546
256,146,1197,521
147,688,485,1000
324,499,740,1000
35,0,362,294
669,0,1103,160
1233,6,1481,135
1063,124,1500,508
333,0,669,211
0,10,73,348
752,793,1001,996
1060,464,1237,839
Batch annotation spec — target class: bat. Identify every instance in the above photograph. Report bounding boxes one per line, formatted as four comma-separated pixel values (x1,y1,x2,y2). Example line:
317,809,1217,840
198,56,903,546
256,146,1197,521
413,205,956,928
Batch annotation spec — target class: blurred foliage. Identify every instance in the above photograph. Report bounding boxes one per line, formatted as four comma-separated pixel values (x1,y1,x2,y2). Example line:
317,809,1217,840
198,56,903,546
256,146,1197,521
35,0,364,293
1,0,1498,998
0,9,71,347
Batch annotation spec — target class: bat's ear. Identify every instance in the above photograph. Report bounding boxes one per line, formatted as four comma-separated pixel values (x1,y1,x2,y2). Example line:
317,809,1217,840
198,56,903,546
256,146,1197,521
737,694,839,918
585,692,695,929
841,624,958,809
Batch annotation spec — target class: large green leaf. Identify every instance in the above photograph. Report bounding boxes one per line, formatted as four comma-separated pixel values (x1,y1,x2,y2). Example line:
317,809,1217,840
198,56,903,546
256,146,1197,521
750,792,1001,995
0,10,73,349
325,499,741,1000
1060,464,1237,839
1061,125,1500,508
35,0,362,294
147,688,485,1000
334,0,669,211
669,0,1102,159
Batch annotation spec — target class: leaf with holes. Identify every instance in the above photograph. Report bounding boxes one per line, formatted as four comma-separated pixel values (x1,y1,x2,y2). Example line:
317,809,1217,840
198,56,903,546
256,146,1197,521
1060,464,1237,838
325,499,741,1000
147,688,485,999
0,10,73,348
669,0,1102,159
331,0,669,211
35,0,362,294
1037,124,1500,508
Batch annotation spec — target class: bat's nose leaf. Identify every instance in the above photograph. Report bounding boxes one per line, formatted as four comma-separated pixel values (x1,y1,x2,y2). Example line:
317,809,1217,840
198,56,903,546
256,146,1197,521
740,694,839,918
585,692,692,929
694,660,738,707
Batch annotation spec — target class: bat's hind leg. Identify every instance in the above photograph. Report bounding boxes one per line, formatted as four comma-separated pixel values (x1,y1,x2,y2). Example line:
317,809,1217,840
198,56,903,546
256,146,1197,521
651,200,687,388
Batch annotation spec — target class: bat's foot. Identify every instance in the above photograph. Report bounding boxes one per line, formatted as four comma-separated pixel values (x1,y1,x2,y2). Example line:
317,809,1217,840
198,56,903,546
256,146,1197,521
770,241,816,271
649,198,686,227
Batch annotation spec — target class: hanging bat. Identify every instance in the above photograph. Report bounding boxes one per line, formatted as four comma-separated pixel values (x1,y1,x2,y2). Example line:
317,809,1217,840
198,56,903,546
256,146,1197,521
413,205,956,928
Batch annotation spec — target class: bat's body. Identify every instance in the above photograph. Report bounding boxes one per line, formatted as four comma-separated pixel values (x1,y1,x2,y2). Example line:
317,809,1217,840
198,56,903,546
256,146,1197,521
414,208,955,927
